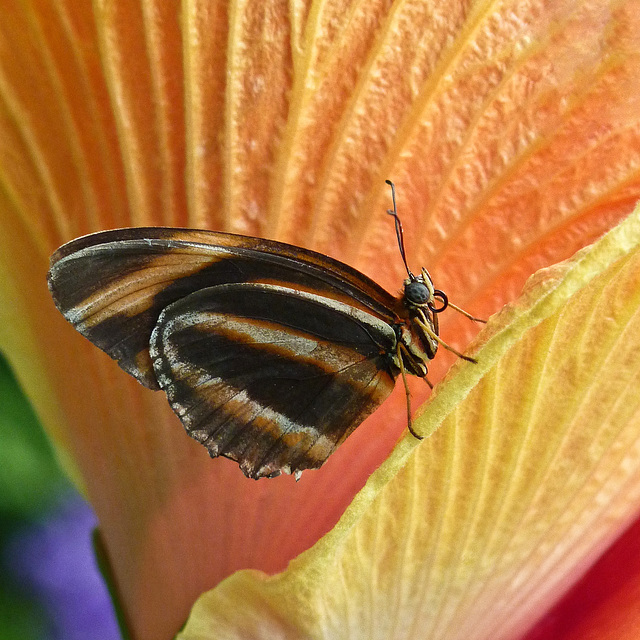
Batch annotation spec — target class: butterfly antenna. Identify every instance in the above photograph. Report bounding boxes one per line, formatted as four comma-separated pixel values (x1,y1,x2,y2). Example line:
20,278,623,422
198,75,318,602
386,180,413,279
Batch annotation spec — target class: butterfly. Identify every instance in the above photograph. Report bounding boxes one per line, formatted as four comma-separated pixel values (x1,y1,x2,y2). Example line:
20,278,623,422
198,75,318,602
47,181,482,480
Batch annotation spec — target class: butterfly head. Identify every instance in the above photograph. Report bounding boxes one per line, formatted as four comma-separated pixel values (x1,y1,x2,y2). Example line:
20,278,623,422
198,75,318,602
385,181,450,317
403,268,449,314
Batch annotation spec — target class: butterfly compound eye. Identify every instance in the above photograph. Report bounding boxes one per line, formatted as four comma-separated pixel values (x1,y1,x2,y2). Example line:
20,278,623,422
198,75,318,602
404,280,431,305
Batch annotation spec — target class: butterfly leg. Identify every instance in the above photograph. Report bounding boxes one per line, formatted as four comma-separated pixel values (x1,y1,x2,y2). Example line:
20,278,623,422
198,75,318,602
415,313,477,363
396,342,424,440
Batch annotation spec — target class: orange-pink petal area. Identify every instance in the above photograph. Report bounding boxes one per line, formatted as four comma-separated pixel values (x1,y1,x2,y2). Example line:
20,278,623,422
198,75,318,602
0,1,640,639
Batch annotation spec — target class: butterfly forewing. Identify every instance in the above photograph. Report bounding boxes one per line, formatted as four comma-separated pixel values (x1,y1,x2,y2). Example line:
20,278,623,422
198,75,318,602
149,283,397,478
47,228,398,390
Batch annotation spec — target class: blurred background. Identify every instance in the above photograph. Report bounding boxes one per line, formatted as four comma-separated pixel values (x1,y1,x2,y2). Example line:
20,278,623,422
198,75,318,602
0,353,120,640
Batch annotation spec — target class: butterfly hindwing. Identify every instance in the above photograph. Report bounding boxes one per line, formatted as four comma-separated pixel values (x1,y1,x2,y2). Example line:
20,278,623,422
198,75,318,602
149,282,398,479
47,228,398,390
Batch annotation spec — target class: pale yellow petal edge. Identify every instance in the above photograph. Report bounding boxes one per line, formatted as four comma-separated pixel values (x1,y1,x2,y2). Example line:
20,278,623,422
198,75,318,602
178,201,640,640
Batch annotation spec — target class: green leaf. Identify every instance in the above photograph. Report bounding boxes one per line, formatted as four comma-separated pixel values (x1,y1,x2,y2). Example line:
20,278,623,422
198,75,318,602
0,354,67,517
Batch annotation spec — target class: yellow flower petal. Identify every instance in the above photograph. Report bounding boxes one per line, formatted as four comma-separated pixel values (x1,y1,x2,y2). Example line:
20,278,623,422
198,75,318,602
178,205,640,638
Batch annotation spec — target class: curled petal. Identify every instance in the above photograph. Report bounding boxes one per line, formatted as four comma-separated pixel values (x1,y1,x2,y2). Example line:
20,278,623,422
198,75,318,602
180,206,640,638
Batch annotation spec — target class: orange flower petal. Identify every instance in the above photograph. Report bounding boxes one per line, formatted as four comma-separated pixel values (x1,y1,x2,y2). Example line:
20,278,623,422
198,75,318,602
1,1,640,637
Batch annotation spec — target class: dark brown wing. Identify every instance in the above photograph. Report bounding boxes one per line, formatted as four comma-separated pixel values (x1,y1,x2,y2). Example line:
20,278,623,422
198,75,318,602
149,282,397,479
48,227,399,389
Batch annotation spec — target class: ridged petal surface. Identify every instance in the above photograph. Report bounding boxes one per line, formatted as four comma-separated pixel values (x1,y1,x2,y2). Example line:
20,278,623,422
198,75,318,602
1,1,640,638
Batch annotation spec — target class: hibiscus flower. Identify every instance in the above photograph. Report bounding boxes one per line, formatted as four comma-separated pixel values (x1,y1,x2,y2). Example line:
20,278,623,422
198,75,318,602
1,1,639,639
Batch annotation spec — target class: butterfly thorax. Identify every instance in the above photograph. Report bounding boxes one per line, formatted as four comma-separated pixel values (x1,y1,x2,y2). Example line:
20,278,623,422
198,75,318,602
393,269,440,378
